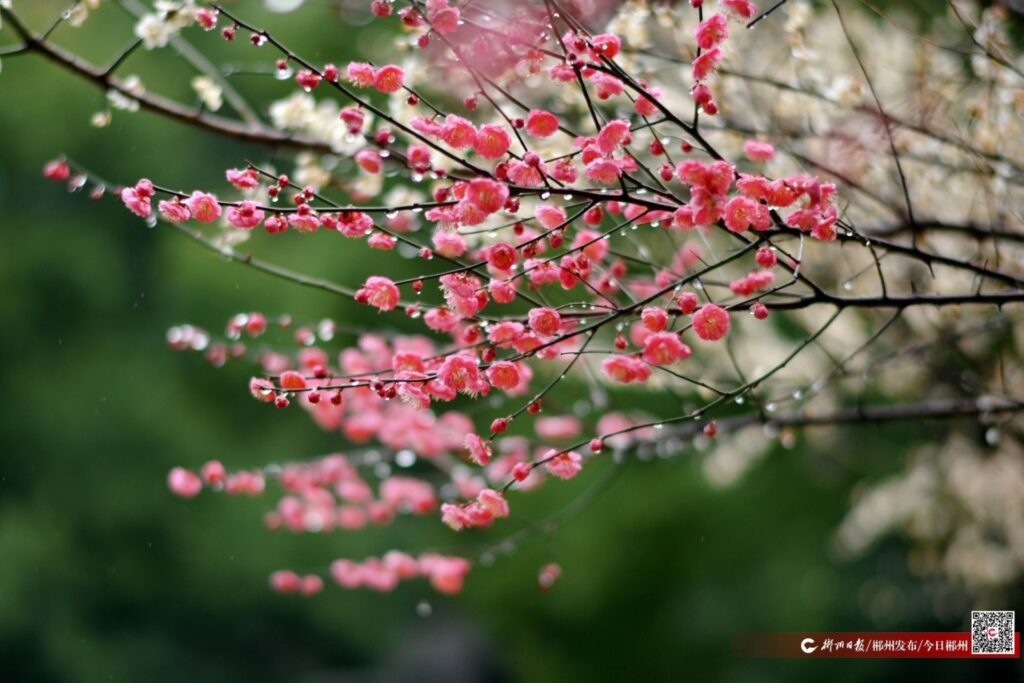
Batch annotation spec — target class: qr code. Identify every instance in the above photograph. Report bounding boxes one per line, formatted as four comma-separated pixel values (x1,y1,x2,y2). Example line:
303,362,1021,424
971,611,1015,655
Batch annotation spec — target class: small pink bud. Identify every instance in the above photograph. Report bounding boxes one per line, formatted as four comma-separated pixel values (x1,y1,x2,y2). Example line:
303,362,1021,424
295,69,322,91
194,8,218,30
168,467,202,497
270,570,301,594
300,574,324,595
201,460,226,485
756,246,777,268
511,463,531,482
641,306,668,332
538,563,562,590
279,370,308,390
677,292,699,314
43,159,70,181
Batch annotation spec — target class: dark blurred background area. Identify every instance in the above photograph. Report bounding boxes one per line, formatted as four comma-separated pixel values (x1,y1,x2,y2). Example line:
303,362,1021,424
0,2,1021,681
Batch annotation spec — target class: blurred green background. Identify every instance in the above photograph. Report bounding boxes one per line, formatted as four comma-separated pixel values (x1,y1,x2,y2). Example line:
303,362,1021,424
0,2,1020,681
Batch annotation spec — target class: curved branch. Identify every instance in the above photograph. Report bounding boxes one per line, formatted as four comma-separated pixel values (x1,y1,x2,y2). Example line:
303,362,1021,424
668,395,1024,440
762,290,1024,310
0,6,333,153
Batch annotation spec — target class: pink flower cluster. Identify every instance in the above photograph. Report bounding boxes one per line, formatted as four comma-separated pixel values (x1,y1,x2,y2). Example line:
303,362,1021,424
729,269,775,296
552,32,638,106
267,460,437,533
737,173,839,240
167,461,264,497
171,451,441,535
327,551,471,595
542,449,583,479
441,488,510,530
270,570,324,596
58,0,883,600
602,355,653,384
345,62,406,93
673,159,736,228
121,178,155,218
271,550,472,596
355,276,400,312
411,115,512,160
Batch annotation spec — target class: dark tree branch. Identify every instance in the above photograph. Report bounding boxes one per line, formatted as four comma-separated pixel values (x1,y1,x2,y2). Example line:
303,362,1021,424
0,6,334,153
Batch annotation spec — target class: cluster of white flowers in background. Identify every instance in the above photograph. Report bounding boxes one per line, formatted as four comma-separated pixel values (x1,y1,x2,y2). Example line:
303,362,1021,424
268,91,371,158
191,75,223,111
837,434,1024,593
134,0,197,49
599,0,1024,597
66,0,103,27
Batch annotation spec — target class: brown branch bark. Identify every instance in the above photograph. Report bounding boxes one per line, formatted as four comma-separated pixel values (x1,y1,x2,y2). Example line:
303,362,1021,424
667,395,1024,441
0,6,333,153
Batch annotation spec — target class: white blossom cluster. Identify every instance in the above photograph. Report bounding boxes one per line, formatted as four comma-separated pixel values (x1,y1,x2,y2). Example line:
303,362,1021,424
133,0,197,50
597,0,1024,597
